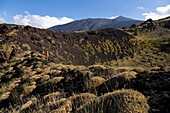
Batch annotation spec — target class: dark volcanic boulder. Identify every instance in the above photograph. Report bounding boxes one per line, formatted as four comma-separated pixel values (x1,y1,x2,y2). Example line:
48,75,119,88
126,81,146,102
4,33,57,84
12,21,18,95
131,71,170,113
0,25,11,34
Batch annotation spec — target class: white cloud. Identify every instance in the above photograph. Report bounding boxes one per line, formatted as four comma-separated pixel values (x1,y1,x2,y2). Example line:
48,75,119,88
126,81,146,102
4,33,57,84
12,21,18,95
143,4,170,20
13,12,74,28
109,16,118,19
137,6,145,10
0,17,6,23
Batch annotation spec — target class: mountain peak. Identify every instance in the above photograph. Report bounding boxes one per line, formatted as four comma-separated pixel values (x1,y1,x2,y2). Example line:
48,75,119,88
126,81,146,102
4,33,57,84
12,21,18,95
114,16,134,21
49,16,142,32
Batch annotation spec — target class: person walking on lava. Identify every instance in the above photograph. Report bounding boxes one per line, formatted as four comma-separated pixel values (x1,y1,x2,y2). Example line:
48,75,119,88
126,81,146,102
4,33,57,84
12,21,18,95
46,51,49,62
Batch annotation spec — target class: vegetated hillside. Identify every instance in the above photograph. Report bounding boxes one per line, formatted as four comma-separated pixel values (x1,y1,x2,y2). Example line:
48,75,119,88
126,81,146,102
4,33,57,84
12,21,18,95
0,24,135,65
0,54,169,113
110,16,170,70
48,16,142,32
0,16,170,113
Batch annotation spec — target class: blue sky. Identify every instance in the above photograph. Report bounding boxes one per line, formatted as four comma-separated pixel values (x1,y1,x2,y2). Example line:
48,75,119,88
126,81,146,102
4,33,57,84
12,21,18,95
0,0,170,28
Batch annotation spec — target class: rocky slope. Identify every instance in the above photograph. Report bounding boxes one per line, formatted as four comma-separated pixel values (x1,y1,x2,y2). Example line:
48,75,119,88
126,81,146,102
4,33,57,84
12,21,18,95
0,24,136,65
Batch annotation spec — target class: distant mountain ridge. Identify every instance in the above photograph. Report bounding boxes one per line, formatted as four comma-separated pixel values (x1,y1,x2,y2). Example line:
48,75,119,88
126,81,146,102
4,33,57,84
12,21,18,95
48,16,143,32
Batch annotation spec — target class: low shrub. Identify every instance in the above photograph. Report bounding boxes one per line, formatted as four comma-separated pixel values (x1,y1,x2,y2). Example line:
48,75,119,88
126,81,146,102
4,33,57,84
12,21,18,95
78,89,149,113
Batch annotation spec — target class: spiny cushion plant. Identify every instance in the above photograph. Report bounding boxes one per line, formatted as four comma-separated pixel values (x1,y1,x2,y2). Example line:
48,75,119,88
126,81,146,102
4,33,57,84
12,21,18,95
78,89,149,113
69,93,97,112
97,71,137,95
86,76,105,93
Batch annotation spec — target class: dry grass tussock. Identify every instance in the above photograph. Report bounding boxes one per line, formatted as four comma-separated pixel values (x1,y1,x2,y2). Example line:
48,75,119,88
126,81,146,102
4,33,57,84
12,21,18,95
78,89,149,113
1,51,168,113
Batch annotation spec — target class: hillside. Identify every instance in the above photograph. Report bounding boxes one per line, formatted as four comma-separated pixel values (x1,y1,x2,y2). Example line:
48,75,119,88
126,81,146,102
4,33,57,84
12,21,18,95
0,24,136,65
0,17,170,113
48,16,142,32
109,17,170,70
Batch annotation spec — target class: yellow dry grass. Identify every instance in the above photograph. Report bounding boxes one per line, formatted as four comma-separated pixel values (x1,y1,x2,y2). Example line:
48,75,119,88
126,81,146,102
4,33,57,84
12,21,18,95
0,92,10,101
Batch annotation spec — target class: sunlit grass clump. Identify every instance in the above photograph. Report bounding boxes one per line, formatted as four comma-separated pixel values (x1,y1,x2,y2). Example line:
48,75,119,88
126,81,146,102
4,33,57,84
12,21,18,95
97,71,137,94
78,89,149,113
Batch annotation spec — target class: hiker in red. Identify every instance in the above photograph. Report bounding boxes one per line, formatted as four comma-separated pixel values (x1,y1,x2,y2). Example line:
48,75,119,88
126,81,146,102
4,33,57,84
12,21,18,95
46,51,49,62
